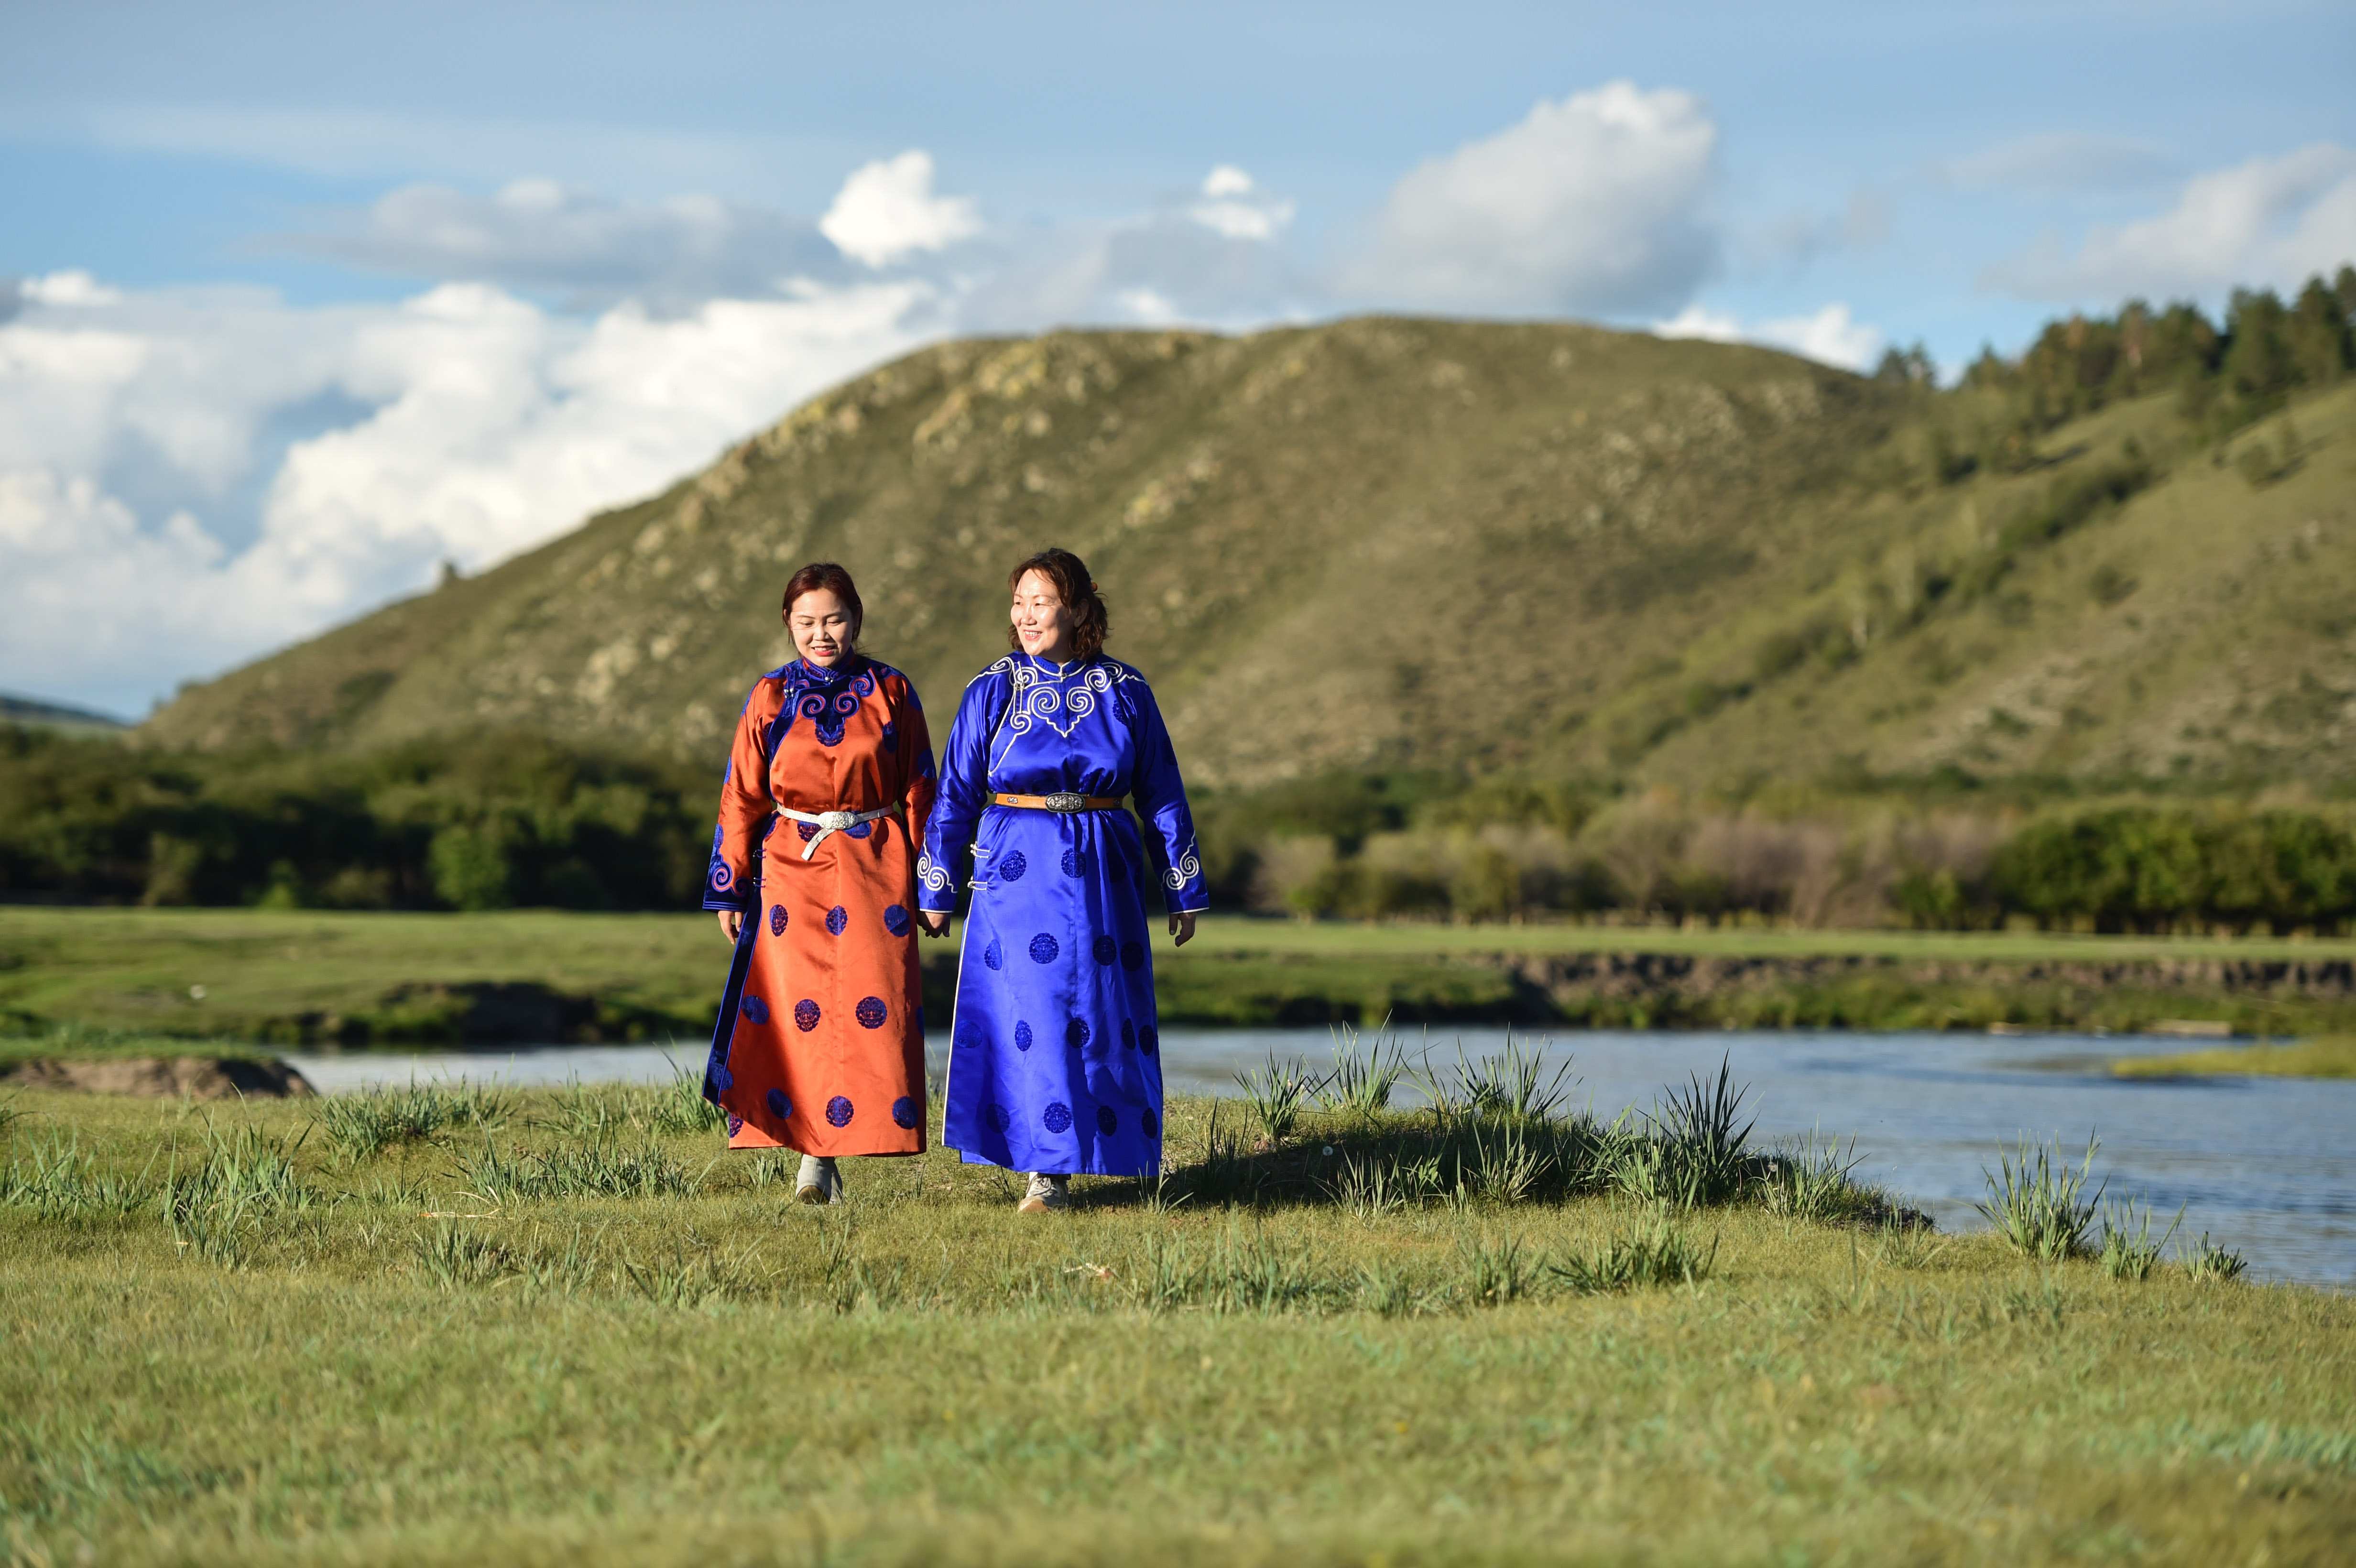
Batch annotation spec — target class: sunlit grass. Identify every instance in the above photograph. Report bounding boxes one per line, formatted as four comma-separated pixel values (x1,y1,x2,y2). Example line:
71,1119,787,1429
0,1054,2347,1566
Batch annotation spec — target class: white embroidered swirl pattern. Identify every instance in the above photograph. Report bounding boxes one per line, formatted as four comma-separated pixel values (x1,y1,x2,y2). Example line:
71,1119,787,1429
916,851,952,894
994,656,1122,741
1163,841,1202,891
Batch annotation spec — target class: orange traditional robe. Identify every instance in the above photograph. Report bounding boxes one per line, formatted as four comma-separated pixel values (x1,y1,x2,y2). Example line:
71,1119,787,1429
700,656,937,1154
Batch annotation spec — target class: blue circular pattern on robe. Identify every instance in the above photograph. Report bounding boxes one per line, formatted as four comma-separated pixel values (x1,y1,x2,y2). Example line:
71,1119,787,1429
983,937,1003,970
709,1060,732,1092
766,1088,792,1120
880,720,898,753
794,999,821,1032
726,1112,744,1137
987,1103,1012,1133
883,904,910,936
1120,940,1145,971
1043,1102,1073,1133
826,1095,854,1127
1028,933,1059,963
795,821,820,842
768,904,788,936
739,995,769,1024
1095,1105,1118,1135
1066,1017,1090,1050
892,1096,919,1129
999,850,1027,882
847,820,873,839
1092,935,1118,965
1139,1024,1158,1056
855,996,888,1029
1014,1020,1033,1051
1060,847,1095,879
1121,1018,1136,1050
825,905,849,936
1142,1109,1159,1139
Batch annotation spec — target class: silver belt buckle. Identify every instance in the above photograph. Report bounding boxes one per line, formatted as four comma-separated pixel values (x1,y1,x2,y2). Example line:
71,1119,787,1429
1041,791,1085,813
818,809,857,832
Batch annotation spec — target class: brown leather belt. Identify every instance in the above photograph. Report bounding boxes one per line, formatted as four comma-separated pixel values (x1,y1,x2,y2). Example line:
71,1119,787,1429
992,792,1123,813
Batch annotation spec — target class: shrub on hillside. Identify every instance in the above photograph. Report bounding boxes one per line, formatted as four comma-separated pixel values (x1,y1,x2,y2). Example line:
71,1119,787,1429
1991,808,2356,934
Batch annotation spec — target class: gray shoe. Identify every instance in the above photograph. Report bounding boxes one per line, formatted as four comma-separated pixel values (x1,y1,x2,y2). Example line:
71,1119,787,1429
1016,1172,1069,1213
796,1154,843,1206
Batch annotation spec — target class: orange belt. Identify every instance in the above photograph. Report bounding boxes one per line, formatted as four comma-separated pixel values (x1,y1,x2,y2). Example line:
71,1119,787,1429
992,792,1123,813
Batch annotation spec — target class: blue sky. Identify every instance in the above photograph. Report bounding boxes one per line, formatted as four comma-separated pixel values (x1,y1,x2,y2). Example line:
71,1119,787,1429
3,0,2351,716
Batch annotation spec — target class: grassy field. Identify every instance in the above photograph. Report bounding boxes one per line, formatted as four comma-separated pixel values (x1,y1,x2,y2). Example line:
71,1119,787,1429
2112,1036,2356,1080
1,1066,2348,1568
10,906,2356,1047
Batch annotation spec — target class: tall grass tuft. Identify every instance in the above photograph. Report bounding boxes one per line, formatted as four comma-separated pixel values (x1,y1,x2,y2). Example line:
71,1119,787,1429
320,1079,511,1160
1761,1129,1867,1223
1647,1056,1755,1204
1455,1031,1576,1122
1,1131,156,1222
2098,1196,2183,1282
1549,1218,1718,1293
1976,1132,2104,1261
2180,1232,2250,1283
162,1123,319,1267
453,1133,705,1202
414,1224,512,1289
1458,1231,1540,1307
1233,1052,1325,1144
649,1059,727,1135
1317,1024,1406,1119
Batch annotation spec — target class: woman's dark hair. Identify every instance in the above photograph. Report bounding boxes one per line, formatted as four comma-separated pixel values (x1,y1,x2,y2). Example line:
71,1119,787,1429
1007,547,1109,661
781,562,862,648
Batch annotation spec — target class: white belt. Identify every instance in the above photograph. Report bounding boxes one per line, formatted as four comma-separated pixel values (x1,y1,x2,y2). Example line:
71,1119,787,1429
776,803,903,860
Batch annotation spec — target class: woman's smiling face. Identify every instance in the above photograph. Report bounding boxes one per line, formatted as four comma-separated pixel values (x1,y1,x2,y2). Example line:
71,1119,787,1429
787,587,855,666
1010,569,1075,661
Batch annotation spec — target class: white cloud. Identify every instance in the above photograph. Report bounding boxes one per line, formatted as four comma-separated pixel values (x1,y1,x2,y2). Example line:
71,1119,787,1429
1988,143,2356,300
290,179,842,303
1654,300,1885,372
0,275,940,713
1340,81,1719,314
1189,166,1296,242
819,151,983,268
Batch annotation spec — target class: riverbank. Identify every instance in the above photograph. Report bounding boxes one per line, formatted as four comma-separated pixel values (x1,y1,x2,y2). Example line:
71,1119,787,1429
2112,1035,2356,1080
2,1081,2348,1565
9,906,2356,1045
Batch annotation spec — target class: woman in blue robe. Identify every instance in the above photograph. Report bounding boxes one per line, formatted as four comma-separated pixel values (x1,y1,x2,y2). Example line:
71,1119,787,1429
917,548,1206,1212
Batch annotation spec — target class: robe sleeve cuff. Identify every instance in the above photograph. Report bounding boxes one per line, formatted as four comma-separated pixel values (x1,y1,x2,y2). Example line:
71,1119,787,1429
916,850,959,912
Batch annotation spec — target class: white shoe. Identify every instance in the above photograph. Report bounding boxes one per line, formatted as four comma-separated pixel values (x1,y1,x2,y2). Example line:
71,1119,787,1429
796,1154,843,1206
1017,1172,1069,1213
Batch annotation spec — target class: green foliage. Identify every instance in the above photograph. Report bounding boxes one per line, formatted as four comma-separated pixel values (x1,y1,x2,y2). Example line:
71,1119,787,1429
0,725,711,911
1976,1133,2103,1261
318,1080,514,1160
2099,1196,2183,1282
2180,1231,2251,1284
1992,808,2356,933
1548,1216,1718,1292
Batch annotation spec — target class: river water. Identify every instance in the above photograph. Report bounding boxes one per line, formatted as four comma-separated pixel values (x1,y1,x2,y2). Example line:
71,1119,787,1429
285,1026,2356,1288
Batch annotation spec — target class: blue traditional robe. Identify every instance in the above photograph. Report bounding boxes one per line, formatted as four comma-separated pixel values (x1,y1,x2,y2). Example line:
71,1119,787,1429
919,653,1207,1176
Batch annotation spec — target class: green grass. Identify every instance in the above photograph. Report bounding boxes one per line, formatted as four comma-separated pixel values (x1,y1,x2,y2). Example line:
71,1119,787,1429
11,905,2356,1046
1,1078,2349,1566
2111,1036,2356,1079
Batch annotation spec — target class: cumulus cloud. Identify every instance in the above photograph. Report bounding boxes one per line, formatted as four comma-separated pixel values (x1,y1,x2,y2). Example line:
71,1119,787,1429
0,273,940,713
290,179,843,304
1987,143,2356,300
1189,166,1296,242
1654,301,1885,372
820,151,983,267
1339,81,1719,315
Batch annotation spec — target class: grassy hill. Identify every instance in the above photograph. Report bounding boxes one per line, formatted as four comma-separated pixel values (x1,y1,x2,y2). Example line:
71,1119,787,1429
138,314,2356,793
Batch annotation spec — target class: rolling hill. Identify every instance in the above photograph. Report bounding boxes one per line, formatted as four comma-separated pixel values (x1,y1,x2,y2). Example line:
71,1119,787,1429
140,317,2356,791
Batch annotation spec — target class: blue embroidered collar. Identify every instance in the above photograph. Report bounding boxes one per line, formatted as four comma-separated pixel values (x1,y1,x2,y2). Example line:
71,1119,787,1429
793,655,866,688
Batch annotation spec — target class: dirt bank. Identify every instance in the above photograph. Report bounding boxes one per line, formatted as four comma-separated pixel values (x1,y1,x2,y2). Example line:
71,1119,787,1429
0,1056,314,1098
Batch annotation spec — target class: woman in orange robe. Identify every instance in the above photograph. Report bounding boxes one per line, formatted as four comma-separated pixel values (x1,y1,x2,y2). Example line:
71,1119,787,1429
700,562,938,1203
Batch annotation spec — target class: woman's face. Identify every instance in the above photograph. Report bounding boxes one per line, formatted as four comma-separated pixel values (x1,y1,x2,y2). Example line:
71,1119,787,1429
1010,570,1075,661
786,588,855,666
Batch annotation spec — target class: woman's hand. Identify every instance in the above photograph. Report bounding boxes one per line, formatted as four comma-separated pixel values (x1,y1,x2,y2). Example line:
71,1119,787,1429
1168,910,1197,947
918,910,952,938
716,909,742,944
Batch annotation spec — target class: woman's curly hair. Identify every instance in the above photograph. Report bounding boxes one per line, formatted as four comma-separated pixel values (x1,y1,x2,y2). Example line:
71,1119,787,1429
1006,547,1108,660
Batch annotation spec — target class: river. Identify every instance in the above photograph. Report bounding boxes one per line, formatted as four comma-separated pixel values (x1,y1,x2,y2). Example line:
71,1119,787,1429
285,1026,2356,1288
